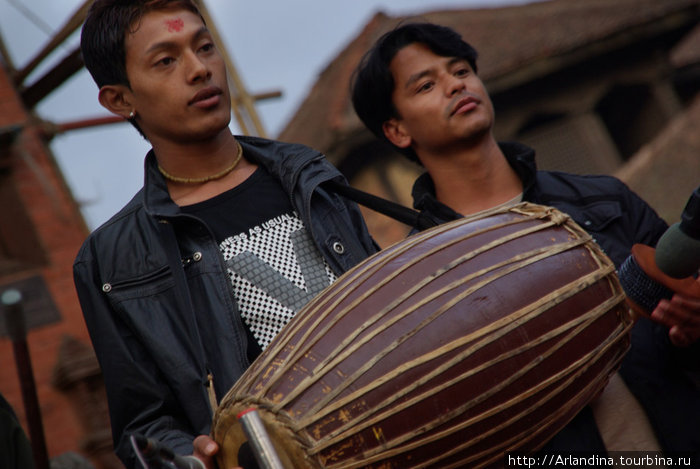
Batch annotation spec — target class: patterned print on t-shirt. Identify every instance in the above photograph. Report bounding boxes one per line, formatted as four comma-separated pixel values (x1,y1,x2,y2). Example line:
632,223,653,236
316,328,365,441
220,211,336,350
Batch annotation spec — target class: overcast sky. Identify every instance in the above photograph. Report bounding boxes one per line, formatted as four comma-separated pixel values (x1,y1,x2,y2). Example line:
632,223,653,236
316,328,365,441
0,0,540,230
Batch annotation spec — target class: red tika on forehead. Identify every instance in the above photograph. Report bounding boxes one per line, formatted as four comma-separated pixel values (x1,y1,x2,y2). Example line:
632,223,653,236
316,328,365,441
165,18,184,32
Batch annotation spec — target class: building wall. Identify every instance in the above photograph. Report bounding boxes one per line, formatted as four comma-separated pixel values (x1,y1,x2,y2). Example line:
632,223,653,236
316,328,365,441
0,60,116,466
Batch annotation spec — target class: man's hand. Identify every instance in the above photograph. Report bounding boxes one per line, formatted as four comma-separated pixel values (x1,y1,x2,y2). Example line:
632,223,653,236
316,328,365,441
192,434,243,469
650,293,700,347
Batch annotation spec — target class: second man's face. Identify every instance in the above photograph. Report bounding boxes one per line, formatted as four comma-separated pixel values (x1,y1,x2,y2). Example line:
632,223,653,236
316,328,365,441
122,9,232,144
385,43,495,156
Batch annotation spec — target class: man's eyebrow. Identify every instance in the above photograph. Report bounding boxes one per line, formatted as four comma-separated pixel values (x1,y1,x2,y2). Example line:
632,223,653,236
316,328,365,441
447,57,468,67
403,57,468,89
144,26,210,55
404,69,433,90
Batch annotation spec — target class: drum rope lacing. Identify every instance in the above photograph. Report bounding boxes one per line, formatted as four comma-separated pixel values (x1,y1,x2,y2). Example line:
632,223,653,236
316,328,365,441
213,203,632,469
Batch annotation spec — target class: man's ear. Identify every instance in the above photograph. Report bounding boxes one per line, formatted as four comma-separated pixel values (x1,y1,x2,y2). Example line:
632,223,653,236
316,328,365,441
98,84,133,119
382,118,412,149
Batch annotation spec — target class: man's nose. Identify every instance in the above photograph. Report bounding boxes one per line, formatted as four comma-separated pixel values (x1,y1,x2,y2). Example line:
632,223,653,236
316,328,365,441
186,51,211,83
445,74,466,96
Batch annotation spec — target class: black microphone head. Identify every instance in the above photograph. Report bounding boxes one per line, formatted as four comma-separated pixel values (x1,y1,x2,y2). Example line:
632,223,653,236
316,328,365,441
679,185,700,239
130,433,175,462
619,253,674,313
654,222,700,279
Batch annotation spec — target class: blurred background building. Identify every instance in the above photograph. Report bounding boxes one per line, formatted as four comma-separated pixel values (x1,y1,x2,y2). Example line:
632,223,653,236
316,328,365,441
280,0,700,246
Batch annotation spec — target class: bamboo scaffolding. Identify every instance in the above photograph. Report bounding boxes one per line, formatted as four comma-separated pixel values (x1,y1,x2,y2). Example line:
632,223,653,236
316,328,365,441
7,0,274,137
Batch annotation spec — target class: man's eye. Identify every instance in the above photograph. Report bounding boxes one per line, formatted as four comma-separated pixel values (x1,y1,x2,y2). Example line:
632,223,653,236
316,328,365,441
455,68,469,77
417,81,434,93
157,57,174,66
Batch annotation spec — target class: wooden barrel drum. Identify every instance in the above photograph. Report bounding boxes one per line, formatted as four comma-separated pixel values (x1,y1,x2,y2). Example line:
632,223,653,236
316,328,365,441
212,203,633,468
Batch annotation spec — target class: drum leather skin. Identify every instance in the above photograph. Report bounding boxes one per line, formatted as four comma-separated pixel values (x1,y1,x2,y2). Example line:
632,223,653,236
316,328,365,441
212,203,633,469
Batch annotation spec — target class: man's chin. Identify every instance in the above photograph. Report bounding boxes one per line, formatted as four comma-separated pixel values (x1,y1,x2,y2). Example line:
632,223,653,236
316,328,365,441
191,118,233,141
459,126,491,146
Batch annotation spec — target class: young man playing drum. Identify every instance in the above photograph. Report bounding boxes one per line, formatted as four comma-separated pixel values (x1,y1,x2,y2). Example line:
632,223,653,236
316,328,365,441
73,1,377,468
352,22,699,459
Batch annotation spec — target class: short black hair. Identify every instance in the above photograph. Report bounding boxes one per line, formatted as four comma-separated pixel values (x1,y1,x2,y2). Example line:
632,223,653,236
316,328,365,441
81,0,203,136
351,23,479,163
81,0,202,88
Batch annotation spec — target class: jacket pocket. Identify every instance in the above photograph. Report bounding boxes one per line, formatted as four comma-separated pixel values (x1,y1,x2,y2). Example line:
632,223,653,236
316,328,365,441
102,265,175,302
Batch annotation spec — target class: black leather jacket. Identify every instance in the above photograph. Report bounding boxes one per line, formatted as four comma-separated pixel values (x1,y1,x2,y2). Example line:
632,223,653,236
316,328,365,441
73,136,378,467
412,142,667,267
411,141,700,455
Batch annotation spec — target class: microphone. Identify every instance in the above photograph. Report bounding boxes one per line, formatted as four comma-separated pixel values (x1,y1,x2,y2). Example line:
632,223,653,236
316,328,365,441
654,185,700,279
619,244,700,317
237,408,284,469
618,186,700,317
130,434,205,469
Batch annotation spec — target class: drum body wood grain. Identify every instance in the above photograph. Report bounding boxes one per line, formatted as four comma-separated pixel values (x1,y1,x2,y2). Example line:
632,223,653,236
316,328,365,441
213,203,632,468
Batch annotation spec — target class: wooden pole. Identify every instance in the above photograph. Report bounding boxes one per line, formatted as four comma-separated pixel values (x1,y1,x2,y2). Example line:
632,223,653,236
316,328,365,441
196,0,269,137
1,289,50,469
13,0,91,85
0,23,17,74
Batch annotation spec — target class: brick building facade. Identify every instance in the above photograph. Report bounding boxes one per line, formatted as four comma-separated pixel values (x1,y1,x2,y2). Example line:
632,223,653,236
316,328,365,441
0,56,120,468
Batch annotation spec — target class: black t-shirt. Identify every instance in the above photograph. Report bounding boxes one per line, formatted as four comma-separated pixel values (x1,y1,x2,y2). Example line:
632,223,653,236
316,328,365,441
181,167,336,363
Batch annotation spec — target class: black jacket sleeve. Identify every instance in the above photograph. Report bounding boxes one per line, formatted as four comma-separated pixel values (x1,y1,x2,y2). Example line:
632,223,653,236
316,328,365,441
74,248,198,468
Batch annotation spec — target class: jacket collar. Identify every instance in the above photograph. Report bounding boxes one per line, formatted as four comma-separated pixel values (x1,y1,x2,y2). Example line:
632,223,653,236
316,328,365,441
143,150,178,218
411,141,538,218
141,136,327,219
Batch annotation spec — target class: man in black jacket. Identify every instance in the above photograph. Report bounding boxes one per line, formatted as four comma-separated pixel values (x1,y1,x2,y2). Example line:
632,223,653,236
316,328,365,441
351,22,699,458
74,1,377,468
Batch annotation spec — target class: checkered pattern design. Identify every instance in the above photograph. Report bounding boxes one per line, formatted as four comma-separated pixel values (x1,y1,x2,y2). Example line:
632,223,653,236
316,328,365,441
220,212,336,350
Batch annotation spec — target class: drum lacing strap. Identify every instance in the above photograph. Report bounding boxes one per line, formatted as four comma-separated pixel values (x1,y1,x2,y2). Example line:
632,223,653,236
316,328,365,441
324,179,438,231
158,219,218,414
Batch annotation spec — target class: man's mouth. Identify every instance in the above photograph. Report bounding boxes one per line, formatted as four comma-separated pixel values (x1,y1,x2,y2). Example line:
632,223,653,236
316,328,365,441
449,94,479,117
189,86,223,107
